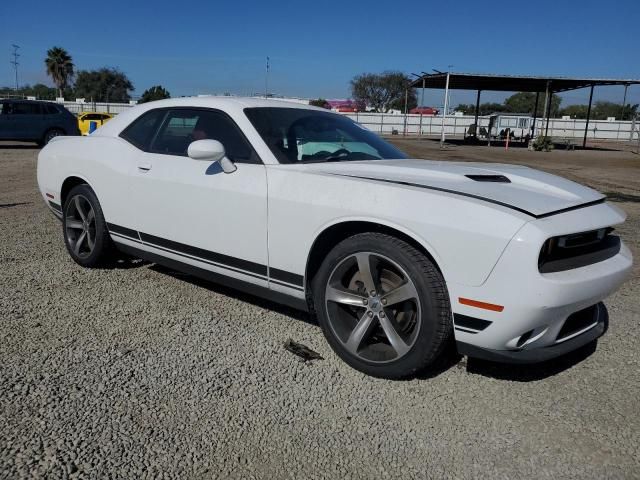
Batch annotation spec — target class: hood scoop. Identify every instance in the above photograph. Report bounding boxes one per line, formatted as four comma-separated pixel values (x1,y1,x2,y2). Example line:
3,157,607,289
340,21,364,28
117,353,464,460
465,174,511,183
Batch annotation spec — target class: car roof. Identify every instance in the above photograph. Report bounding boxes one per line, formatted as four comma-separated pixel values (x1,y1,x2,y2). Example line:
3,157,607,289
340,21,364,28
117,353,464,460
93,96,328,138
0,98,52,104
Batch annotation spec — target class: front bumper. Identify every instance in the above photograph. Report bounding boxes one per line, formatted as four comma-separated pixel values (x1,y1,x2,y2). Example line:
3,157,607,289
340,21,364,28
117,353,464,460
449,202,632,363
456,302,608,364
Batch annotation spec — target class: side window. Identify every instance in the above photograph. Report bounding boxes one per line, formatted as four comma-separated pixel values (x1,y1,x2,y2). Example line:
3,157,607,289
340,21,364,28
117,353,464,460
120,109,167,150
12,103,41,115
45,104,59,115
150,108,260,164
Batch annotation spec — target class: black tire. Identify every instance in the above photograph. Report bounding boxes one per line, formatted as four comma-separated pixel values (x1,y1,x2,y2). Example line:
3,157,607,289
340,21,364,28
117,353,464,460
62,184,113,268
41,128,64,146
312,232,452,379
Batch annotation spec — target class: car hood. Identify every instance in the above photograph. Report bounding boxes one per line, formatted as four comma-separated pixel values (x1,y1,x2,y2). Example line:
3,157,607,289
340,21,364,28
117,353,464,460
303,159,605,218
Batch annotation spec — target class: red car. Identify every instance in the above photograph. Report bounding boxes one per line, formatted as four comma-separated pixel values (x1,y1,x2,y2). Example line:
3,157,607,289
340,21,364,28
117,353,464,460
410,106,439,115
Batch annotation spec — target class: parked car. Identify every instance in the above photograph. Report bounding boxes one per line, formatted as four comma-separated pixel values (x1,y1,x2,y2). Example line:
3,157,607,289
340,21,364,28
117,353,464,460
337,106,358,113
0,99,80,146
78,111,113,135
410,106,439,115
37,98,632,378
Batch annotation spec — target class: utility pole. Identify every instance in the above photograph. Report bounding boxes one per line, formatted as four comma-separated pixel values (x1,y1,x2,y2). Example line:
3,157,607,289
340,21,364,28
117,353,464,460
265,56,270,98
10,44,20,92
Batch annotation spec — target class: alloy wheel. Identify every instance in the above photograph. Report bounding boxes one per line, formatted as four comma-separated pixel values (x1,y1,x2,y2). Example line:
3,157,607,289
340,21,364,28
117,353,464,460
324,252,422,363
65,195,96,259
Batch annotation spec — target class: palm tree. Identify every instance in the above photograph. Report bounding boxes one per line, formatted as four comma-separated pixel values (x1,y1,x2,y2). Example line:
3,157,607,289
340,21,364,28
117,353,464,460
45,47,74,99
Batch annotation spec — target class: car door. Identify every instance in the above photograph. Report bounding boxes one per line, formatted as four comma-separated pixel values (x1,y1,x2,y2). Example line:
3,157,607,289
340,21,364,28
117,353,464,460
11,101,43,140
126,107,270,287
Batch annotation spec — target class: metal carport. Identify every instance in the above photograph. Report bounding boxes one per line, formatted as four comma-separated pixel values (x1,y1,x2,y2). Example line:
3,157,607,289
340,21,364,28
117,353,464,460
408,72,640,147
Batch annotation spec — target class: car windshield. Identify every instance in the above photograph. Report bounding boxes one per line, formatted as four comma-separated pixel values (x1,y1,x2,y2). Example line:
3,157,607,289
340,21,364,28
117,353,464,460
244,107,407,164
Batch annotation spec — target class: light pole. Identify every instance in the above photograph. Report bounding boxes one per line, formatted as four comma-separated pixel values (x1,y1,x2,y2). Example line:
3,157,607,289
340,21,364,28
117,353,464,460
265,56,270,98
440,67,452,148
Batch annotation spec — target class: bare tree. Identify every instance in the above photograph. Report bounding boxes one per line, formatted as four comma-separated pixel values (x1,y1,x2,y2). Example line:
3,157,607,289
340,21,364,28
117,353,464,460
351,71,416,113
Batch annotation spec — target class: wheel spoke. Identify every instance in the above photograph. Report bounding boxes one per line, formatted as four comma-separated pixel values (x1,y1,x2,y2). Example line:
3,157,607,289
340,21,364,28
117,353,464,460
74,196,86,222
379,310,410,357
87,207,95,225
326,286,367,306
86,230,95,251
66,217,83,230
382,281,418,307
345,312,376,354
354,252,378,293
74,231,87,255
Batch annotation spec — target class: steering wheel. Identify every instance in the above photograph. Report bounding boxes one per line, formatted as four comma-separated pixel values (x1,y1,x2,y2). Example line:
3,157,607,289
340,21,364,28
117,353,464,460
323,148,350,160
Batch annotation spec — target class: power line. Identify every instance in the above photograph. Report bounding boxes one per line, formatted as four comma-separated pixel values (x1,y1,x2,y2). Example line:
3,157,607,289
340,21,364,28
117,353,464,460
10,44,20,91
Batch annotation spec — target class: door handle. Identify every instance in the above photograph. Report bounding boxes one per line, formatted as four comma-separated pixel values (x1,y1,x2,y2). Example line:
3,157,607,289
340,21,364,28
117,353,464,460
138,162,152,172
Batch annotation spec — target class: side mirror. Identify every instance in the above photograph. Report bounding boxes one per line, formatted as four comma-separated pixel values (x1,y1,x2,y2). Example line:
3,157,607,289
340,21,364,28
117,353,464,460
187,139,237,173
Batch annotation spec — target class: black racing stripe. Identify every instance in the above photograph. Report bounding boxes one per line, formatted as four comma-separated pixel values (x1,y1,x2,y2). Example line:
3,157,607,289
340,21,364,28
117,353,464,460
331,174,606,219
106,223,139,240
454,313,492,332
270,278,305,291
139,231,268,277
48,201,62,212
142,241,267,281
269,267,304,288
535,198,606,219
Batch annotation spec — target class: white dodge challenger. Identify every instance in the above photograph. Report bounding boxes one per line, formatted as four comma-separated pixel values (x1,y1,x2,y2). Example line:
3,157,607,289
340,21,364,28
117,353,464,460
37,97,633,378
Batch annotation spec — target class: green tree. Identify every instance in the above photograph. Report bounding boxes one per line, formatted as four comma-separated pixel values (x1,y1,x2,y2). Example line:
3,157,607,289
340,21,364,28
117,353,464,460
0,83,58,99
456,102,508,116
351,71,415,112
558,104,589,118
558,102,638,120
45,47,74,98
138,85,171,103
74,68,134,102
592,101,638,120
309,98,330,109
504,92,562,116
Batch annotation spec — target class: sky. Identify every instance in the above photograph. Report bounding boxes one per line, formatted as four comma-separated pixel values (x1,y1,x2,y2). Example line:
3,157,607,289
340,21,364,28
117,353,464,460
1,0,639,108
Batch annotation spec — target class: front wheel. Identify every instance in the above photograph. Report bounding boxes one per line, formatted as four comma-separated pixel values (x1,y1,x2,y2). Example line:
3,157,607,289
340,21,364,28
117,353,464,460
312,233,452,379
62,184,113,268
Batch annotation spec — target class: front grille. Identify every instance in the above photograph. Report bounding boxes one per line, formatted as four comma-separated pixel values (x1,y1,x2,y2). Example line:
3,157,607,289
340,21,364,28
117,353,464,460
538,227,620,273
557,304,599,341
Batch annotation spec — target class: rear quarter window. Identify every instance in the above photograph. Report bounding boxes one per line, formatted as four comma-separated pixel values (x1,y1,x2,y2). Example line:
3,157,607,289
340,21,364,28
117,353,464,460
119,109,167,150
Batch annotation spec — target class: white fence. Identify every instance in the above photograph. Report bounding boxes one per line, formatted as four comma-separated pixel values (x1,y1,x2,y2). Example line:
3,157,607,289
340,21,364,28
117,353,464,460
59,100,135,115
54,100,639,142
343,112,639,142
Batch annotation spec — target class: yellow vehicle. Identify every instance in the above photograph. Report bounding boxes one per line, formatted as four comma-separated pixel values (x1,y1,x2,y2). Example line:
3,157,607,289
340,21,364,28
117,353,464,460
77,112,113,135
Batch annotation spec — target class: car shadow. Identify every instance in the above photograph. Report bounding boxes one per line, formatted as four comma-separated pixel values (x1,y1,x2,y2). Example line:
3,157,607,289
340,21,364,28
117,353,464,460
461,340,598,382
104,255,150,270
113,258,599,381
149,264,317,327
0,144,39,149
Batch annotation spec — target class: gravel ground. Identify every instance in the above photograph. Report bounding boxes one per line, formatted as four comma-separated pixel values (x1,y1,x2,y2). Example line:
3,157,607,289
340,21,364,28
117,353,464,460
1,143,639,479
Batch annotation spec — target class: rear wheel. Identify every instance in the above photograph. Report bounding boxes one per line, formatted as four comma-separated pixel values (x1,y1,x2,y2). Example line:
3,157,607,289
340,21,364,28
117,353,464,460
62,184,113,267
40,128,64,146
312,233,452,379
